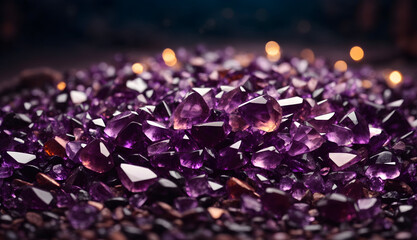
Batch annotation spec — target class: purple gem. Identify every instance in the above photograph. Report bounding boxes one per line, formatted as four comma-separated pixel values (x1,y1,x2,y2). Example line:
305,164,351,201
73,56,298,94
326,124,353,146
150,151,180,169
251,146,282,170
79,139,114,173
307,112,336,133
382,110,411,136
328,151,361,171
88,181,113,202
66,141,85,162
261,188,291,216
21,187,54,210
303,172,325,193
117,163,157,192
317,193,356,222
237,95,282,132
241,195,262,214
191,121,227,148
153,101,172,122
339,110,370,144
142,120,172,142
67,203,98,229
147,140,171,156
171,92,210,130
115,122,145,149
354,198,381,220
365,163,401,180
277,96,311,121
104,111,140,138
288,122,325,156
218,86,248,113
180,149,204,169
217,140,248,170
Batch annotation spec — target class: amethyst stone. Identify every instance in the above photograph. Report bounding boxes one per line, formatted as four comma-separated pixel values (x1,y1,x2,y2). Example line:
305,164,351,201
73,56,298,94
191,122,227,147
171,92,210,130
79,140,114,173
117,163,158,192
67,203,98,229
317,193,356,222
339,110,370,144
251,146,282,170
237,95,282,132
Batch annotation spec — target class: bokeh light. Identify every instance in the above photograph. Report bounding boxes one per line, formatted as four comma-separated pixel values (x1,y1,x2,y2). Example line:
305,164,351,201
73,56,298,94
265,41,280,56
334,60,347,72
388,70,403,86
350,46,364,61
162,48,177,67
131,63,144,74
57,81,66,91
300,48,315,63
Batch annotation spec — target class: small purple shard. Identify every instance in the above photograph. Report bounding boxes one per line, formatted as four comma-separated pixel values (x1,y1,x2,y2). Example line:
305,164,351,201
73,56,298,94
117,163,157,192
251,146,282,170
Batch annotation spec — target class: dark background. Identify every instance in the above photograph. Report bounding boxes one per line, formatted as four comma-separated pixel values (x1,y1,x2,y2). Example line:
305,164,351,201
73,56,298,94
1,0,417,85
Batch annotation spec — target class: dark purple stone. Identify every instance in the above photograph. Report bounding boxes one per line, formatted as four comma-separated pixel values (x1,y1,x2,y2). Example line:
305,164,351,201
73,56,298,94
251,146,282,170
191,121,227,148
117,163,158,192
261,187,291,216
339,110,370,144
317,193,356,222
21,187,54,210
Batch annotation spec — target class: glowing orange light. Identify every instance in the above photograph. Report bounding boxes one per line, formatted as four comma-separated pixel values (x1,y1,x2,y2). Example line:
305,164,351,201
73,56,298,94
162,48,177,67
132,63,144,74
265,41,280,56
300,48,315,63
362,79,372,89
57,82,66,91
334,60,347,72
388,70,403,86
350,46,364,61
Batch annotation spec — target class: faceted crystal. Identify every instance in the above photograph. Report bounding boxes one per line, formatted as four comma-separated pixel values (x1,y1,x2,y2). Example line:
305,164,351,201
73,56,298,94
288,122,325,156
326,124,353,146
217,140,248,170
277,97,311,121
142,120,172,142
237,95,282,132
339,110,370,144
171,92,210,130
44,137,67,158
217,86,248,113
179,149,204,169
117,163,158,192
381,110,411,136
6,151,36,165
328,152,361,171
191,121,226,147
21,187,54,210
115,122,145,149
104,111,140,138
79,140,114,173
251,146,282,170
365,162,400,180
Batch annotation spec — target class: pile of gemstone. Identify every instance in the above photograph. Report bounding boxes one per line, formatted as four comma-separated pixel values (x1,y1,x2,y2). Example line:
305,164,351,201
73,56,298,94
1,46,417,240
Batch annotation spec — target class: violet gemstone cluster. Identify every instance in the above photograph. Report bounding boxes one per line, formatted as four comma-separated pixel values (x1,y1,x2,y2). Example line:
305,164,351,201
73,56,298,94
1,46,417,239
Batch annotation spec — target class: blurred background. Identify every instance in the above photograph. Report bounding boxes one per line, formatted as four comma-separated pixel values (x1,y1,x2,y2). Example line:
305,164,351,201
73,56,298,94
1,0,417,87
